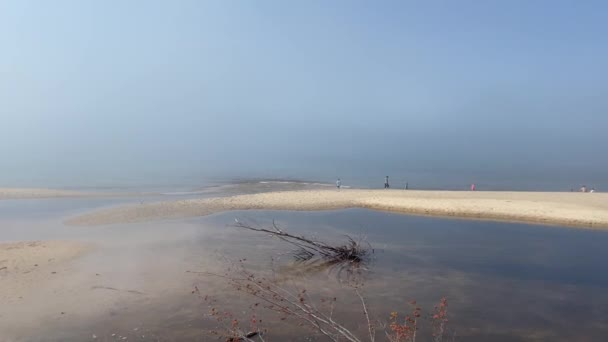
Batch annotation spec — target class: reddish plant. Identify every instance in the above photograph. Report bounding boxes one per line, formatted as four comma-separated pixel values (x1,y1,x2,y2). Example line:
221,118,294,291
194,285,265,342
431,298,449,342
194,219,453,342
386,301,421,342
196,269,452,342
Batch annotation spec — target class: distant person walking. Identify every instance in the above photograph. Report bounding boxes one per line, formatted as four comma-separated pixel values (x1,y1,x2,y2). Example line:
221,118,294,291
471,183,476,191
405,182,408,190
580,185,587,192
590,188,595,193
336,178,341,190
384,176,390,189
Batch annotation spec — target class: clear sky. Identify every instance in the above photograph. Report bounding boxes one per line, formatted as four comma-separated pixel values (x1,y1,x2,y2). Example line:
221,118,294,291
1,1,607,189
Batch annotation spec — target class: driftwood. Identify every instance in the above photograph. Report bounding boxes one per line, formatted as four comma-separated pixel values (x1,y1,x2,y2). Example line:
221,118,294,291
232,219,371,264
198,220,451,342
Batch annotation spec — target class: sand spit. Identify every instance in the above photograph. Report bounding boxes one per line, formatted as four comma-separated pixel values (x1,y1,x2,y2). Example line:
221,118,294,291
0,188,87,199
0,187,151,200
66,189,608,229
0,240,90,303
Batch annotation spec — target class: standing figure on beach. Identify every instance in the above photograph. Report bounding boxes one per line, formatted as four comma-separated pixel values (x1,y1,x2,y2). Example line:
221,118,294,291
580,185,587,192
590,188,595,193
384,176,390,189
336,178,341,190
405,182,408,190
471,183,476,191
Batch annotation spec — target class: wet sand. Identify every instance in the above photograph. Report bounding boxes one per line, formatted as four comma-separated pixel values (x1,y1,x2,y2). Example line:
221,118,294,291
0,241,90,303
0,188,92,199
0,227,213,341
67,189,608,229
0,188,154,200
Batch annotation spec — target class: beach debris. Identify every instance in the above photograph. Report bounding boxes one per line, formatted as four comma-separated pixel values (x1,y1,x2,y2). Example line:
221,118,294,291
225,331,259,342
232,219,371,264
92,334,97,339
91,285,145,295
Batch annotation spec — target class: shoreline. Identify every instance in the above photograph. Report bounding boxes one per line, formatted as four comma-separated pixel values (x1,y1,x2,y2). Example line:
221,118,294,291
66,189,608,229
0,187,154,200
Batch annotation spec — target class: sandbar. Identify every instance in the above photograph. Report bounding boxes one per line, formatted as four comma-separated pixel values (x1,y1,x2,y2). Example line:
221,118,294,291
65,189,608,229
0,187,150,200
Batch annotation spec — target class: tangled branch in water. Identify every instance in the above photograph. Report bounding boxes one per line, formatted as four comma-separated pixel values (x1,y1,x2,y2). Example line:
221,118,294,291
232,219,372,264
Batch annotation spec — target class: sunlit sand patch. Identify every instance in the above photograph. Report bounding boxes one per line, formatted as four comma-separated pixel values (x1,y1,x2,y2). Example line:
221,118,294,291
66,189,608,229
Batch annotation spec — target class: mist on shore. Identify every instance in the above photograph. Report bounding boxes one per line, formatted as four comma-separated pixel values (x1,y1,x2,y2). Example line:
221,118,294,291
2,1,607,189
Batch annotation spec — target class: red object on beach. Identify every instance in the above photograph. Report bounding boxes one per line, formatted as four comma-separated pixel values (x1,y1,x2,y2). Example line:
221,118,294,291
471,183,476,191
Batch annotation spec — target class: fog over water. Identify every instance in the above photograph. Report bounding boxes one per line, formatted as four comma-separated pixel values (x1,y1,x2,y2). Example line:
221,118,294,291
1,1,607,190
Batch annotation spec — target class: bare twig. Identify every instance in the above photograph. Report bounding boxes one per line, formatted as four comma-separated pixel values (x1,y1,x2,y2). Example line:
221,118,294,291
355,288,375,342
203,259,363,342
198,219,452,342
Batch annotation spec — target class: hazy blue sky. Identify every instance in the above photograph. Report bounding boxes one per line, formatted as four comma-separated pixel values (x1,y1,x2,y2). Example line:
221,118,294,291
1,1,607,188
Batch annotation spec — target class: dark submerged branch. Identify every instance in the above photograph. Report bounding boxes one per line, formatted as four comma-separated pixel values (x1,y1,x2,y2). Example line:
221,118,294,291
232,219,371,264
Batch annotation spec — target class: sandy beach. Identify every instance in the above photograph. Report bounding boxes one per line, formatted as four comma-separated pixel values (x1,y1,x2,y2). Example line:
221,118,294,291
66,189,608,229
0,241,90,303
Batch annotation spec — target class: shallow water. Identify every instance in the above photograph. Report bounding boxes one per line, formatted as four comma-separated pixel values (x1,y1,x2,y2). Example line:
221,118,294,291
2,187,608,341
192,210,608,341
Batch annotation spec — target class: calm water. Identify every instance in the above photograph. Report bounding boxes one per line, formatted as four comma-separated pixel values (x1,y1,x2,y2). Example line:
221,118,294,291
2,188,608,341
191,210,608,341
3,161,607,192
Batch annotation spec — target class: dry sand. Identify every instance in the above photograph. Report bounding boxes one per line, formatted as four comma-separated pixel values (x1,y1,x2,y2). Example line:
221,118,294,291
66,189,608,229
0,240,90,303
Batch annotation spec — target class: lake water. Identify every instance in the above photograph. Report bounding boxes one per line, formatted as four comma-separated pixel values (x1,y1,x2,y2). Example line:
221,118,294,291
1,186,608,341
